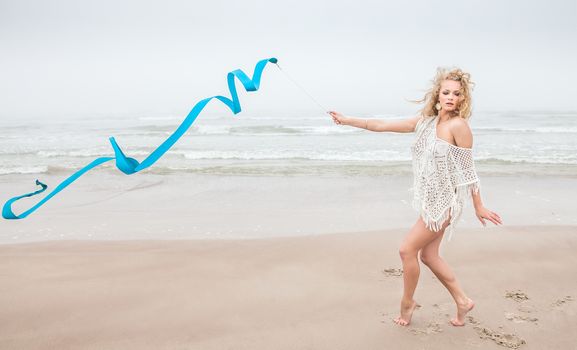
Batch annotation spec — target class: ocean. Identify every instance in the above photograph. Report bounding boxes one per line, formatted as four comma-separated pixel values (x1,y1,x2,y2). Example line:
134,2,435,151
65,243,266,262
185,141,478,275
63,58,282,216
1,110,577,178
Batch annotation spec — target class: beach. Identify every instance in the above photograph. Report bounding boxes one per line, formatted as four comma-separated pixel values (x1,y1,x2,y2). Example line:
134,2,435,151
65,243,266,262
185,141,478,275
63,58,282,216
1,172,576,349
1,110,577,349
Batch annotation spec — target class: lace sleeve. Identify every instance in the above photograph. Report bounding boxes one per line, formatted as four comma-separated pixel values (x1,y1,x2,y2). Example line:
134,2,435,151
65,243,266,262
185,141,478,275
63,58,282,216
448,146,481,192
444,145,481,242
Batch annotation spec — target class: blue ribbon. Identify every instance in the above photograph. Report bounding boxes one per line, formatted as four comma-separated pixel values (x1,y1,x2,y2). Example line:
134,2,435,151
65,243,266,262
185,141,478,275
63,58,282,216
3,57,278,220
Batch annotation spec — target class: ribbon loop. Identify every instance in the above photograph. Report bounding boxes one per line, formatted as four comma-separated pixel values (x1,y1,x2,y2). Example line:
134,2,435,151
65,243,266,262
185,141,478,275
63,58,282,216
2,57,278,220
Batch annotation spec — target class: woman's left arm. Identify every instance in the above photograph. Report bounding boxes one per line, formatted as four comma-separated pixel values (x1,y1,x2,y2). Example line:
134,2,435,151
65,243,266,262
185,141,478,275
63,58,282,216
453,119,503,227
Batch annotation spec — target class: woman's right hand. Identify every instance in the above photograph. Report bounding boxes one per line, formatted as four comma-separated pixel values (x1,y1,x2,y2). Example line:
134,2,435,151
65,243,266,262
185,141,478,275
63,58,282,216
329,111,348,125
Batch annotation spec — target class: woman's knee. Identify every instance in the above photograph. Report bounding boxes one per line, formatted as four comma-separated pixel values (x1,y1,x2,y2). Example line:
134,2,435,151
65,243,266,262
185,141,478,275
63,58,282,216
398,245,418,260
419,252,438,265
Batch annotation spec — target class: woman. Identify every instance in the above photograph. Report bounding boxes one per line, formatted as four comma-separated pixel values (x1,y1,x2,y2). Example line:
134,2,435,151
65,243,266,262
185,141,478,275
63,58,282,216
328,67,503,327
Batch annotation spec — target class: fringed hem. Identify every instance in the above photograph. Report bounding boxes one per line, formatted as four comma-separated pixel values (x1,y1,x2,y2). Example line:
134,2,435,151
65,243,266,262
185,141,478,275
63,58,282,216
447,180,481,242
455,179,481,195
454,180,481,215
411,180,481,242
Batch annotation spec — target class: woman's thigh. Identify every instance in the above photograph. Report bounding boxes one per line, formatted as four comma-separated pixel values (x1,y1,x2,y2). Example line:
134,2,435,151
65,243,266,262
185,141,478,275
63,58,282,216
400,216,450,253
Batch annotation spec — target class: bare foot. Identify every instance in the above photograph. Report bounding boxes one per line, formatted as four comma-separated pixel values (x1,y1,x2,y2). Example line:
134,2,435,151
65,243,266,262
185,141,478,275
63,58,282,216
393,299,420,326
450,298,475,326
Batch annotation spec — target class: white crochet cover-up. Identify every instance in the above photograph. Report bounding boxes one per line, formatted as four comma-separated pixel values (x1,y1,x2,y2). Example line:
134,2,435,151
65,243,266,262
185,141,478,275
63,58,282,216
409,114,481,242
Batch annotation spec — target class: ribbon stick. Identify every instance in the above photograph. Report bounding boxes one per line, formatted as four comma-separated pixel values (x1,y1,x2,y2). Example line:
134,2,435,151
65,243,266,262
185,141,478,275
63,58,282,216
3,57,279,220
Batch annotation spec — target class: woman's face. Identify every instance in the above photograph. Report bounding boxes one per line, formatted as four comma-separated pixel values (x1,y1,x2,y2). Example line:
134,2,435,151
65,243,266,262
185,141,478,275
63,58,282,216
438,80,462,112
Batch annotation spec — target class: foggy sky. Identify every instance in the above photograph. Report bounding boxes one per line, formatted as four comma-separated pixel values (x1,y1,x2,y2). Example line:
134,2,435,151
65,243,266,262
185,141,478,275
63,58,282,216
1,0,576,119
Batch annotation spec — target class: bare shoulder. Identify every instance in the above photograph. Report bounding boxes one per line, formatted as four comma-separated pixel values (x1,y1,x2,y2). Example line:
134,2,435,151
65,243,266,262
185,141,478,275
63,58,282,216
449,117,473,148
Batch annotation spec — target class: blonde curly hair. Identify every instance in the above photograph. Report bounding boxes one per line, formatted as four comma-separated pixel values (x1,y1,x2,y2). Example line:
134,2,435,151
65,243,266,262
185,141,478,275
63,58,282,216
410,67,476,120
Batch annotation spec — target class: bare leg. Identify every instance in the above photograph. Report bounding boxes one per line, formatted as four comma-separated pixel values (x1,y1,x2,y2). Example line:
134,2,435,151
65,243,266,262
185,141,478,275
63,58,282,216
393,217,445,326
420,224,475,326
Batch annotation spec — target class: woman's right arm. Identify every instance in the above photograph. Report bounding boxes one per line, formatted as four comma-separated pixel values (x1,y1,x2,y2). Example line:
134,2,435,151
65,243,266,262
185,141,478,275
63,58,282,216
329,111,423,133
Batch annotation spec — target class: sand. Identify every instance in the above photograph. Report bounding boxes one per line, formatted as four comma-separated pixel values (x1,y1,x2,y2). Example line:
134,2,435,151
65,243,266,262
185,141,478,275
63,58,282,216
1,173,576,349
1,225,576,349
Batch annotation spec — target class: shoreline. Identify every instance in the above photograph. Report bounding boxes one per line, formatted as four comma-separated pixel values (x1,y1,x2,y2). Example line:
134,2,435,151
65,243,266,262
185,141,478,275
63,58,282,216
1,173,577,244
3,159,577,179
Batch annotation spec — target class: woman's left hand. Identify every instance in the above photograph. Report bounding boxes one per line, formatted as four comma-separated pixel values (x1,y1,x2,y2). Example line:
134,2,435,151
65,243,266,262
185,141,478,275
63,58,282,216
475,206,503,227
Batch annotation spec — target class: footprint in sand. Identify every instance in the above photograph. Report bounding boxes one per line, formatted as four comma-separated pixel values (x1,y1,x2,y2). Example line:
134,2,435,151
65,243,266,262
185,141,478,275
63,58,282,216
432,303,442,309
551,295,573,307
505,290,529,302
468,316,527,349
408,321,443,335
504,312,538,325
382,268,403,277
467,316,480,325
516,305,536,313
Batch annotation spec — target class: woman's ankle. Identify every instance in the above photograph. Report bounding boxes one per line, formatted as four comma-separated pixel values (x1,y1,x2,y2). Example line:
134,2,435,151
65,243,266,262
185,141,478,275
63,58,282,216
455,295,471,306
